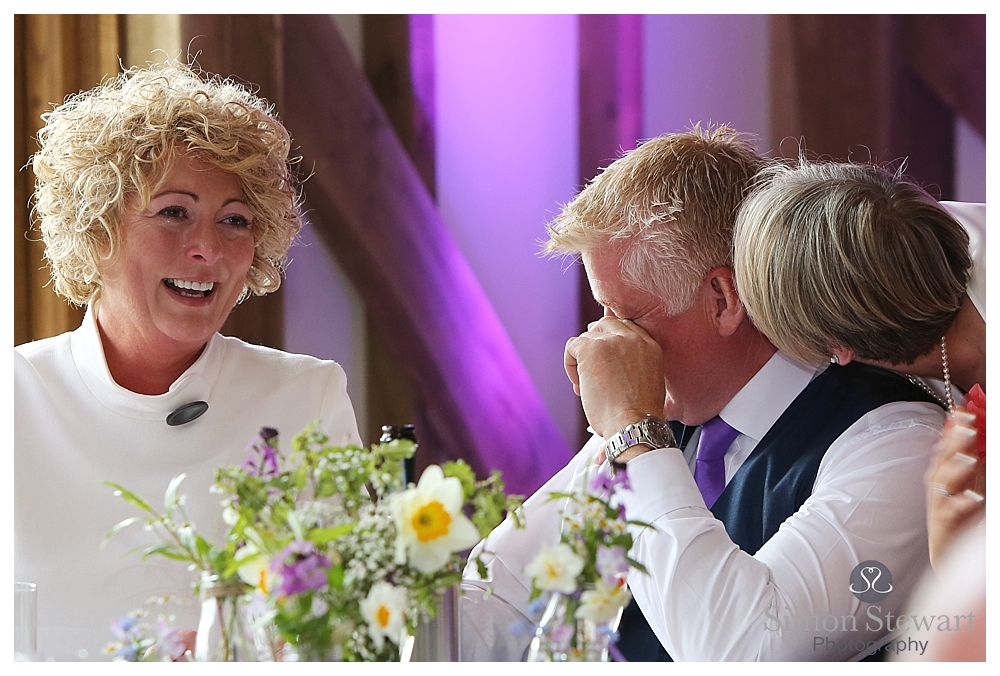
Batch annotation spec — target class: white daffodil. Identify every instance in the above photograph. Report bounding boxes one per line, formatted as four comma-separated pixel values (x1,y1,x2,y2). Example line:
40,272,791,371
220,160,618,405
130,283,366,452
389,465,480,574
360,581,407,651
234,544,275,595
524,542,585,594
575,579,632,624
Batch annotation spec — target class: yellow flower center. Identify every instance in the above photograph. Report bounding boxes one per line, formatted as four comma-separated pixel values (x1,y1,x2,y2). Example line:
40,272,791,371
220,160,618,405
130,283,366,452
258,569,269,595
377,605,391,628
412,500,451,543
546,562,559,579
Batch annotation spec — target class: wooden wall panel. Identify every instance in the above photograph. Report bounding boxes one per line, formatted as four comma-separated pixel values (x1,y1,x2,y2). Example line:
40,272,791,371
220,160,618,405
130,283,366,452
770,15,956,198
904,14,986,139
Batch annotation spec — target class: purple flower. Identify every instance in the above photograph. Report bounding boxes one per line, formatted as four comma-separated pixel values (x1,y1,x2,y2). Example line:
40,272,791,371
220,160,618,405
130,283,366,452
589,466,630,497
243,427,280,478
596,545,630,586
114,644,138,661
110,614,141,642
271,540,331,595
548,621,575,650
151,621,187,661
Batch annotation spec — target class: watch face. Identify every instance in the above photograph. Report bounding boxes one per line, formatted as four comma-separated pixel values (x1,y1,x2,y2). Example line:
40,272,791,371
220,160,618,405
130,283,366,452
643,416,675,448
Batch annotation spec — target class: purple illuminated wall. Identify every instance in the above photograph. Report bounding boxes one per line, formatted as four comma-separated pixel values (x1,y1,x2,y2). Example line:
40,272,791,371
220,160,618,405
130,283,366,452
643,15,771,150
434,15,582,449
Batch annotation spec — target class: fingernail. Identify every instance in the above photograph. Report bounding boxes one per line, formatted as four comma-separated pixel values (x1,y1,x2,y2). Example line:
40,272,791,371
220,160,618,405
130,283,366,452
952,452,978,466
951,410,976,426
961,489,985,503
951,425,978,440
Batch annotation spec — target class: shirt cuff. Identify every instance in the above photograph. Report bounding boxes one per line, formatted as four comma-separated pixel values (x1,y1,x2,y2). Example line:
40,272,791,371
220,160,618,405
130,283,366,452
619,447,707,521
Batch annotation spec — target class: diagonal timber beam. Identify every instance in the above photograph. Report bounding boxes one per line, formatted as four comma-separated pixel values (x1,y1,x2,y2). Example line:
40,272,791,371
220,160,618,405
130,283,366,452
280,15,572,495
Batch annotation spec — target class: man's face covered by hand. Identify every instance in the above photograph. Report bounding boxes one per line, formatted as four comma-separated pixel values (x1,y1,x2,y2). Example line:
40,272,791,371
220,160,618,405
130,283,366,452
564,244,734,435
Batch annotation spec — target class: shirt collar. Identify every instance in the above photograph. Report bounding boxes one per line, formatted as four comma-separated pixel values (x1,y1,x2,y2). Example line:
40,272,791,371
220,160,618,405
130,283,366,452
71,304,226,421
718,351,818,442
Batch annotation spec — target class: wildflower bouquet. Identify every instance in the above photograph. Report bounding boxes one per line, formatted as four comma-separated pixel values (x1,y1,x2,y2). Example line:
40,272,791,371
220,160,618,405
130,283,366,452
524,466,649,662
106,424,521,661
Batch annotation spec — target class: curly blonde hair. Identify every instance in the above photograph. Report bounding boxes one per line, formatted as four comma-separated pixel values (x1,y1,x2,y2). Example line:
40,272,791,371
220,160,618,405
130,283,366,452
31,59,303,304
544,124,766,315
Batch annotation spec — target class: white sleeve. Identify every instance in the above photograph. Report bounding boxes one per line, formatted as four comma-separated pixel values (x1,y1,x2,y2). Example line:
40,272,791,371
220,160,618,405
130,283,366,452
940,201,985,317
460,436,606,661
619,402,944,661
317,361,362,447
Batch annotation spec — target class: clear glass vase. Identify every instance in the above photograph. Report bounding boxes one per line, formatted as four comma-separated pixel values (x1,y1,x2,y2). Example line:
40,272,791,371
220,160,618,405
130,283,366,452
400,583,460,662
526,591,619,662
195,574,276,662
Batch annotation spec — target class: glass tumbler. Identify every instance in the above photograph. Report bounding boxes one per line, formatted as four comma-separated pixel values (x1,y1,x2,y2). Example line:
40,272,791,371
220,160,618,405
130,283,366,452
14,581,37,660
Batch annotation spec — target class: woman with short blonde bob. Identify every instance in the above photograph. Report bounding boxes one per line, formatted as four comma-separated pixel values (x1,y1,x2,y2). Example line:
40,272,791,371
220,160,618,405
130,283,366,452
732,160,984,573
15,60,360,661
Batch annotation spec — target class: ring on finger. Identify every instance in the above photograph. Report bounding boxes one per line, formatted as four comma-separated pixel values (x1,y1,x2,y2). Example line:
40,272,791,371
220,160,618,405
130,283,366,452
931,483,953,498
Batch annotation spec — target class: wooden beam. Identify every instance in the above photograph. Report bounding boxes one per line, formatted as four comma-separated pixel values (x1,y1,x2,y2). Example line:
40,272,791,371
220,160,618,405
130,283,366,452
577,14,644,332
360,14,420,452
576,14,644,448
14,14,30,347
281,15,572,494
903,14,985,139
179,14,286,350
770,15,953,199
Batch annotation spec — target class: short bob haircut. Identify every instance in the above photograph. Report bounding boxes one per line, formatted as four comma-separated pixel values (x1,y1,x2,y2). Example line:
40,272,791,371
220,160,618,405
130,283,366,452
544,124,766,315
31,59,303,305
733,160,971,367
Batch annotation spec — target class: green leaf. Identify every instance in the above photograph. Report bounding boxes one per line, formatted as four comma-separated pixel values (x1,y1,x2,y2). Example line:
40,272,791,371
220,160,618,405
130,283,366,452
327,563,344,589
104,482,154,514
178,525,198,555
375,438,416,462
625,556,649,576
163,473,186,517
442,460,476,499
287,510,304,541
475,556,489,581
101,517,140,548
195,533,213,560
308,524,354,546
626,518,657,531
140,544,191,562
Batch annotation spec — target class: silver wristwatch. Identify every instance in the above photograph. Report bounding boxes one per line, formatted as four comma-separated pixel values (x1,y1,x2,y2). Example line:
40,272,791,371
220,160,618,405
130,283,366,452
604,414,675,464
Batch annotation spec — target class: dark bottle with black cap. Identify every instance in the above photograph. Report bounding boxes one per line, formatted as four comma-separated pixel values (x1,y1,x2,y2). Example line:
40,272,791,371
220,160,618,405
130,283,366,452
380,424,417,485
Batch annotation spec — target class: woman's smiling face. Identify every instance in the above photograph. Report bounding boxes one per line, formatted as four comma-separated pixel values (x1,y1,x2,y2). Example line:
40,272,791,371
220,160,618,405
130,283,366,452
97,152,255,357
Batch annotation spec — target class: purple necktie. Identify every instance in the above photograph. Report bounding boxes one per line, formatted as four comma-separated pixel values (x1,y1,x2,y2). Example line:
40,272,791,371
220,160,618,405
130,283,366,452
694,416,740,508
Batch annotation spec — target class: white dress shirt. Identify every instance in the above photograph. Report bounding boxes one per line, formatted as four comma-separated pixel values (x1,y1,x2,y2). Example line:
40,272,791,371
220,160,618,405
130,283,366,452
465,352,945,661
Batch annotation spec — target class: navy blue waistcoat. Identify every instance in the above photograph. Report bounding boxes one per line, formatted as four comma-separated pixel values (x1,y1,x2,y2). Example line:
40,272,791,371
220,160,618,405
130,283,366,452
615,362,942,661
